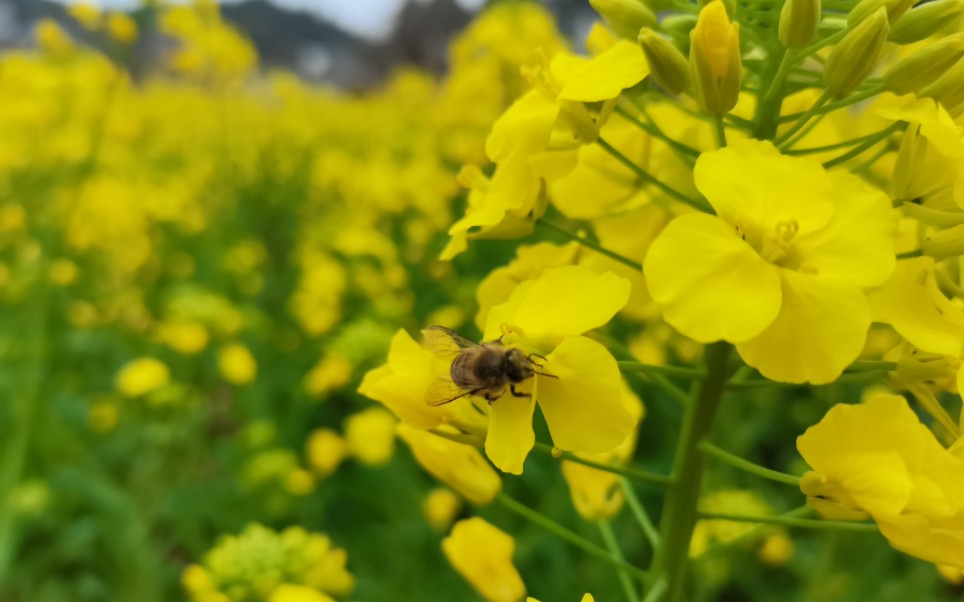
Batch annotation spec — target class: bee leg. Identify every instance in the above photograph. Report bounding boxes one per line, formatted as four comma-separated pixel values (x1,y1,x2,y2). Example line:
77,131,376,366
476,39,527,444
534,370,559,379
485,390,503,404
526,352,548,368
509,384,531,398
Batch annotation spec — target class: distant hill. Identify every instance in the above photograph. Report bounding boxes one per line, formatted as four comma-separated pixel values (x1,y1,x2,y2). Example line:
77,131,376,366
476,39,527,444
1,0,596,88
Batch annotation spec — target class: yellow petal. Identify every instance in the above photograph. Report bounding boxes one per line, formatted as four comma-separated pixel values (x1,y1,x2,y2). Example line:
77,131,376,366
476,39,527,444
868,256,964,357
538,336,635,453
482,265,631,349
644,212,782,343
737,270,870,384
442,518,526,602
694,139,834,237
877,512,964,571
485,393,536,475
791,171,897,288
358,329,446,430
797,395,920,515
397,425,502,505
486,90,561,162
556,40,650,102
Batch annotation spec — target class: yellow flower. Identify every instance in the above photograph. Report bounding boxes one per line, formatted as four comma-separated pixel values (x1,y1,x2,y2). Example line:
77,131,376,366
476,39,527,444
881,96,964,208
303,355,352,397
442,518,526,602
358,329,487,433
397,424,502,504
115,357,170,397
644,139,898,383
424,487,463,532
107,12,138,44
561,382,644,520
68,2,102,30
158,320,209,355
218,343,257,385
344,408,396,467
798,394,964,569
268,584,334,602
283,468,316,496
443,41,650,258
305,428,346,477
35,19,72,54
480,265,637,473
759,532,795,566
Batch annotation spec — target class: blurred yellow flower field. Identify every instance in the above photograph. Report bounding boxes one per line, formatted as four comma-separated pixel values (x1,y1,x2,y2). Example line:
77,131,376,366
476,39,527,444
4,0,964,600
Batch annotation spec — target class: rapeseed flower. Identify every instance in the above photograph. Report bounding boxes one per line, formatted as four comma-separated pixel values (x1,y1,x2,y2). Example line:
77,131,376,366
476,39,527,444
798,394,964,569
645,139,897,383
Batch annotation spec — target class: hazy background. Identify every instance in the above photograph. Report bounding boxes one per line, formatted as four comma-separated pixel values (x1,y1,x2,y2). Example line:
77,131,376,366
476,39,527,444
12,0,596,87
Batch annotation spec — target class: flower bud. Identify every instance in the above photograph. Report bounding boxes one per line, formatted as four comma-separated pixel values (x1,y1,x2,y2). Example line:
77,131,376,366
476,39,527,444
848,0,915,26
689,0,742,114
919,57,964,116
824,8,890,97
660,14,699,45
638,29,690,94
589,0,657,39
883,35,964,95
779,0,821,49
890,0,964,44
699,0,737,16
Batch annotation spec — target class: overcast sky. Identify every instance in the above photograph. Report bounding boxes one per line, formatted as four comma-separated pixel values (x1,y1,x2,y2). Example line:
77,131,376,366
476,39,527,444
49,0,487,39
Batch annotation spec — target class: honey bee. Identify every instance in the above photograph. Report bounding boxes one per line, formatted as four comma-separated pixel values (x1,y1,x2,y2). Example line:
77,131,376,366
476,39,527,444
422,325,556,407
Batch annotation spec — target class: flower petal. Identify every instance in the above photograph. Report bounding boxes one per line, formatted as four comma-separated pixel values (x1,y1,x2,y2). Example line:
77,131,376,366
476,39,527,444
737,270,870,384
868,256,964,357
482,265,631,349
537,336,635,454
791,171,897,287
556,41,650,102
644,212,782,343
486,90,561,162
485,392,536,475
694,139,834,236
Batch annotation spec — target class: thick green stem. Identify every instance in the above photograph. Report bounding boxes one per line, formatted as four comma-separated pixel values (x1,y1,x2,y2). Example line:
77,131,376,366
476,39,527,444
754,48,795,140
616,361,704,380
650,342,731,602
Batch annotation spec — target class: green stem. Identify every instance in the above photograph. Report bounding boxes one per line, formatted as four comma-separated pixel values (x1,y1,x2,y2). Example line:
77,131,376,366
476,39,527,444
596,137,712,213
533,442,673,487
619,477,660,551
616,361,705,379
651,342,731,602
697,505,813,559
642,578,668,602
639,371,691,406
896,248,923,260
496,493,650,582
712,115,728,148
696,511,879,532
698,442,802,486
599,520,642,602
754,48,795,139
846,360,897,372
538,220,643,272
779,84,885,122
615,104,700,160
822,122,901,168
0,283,48,579
775,88,833,147
785,125,898,155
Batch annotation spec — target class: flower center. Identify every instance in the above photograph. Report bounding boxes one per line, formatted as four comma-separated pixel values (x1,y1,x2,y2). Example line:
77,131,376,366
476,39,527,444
759,219,799,265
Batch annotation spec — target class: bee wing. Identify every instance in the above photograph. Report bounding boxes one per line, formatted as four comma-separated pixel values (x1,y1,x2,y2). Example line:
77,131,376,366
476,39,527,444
422,325,479,360
425,377,479,407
